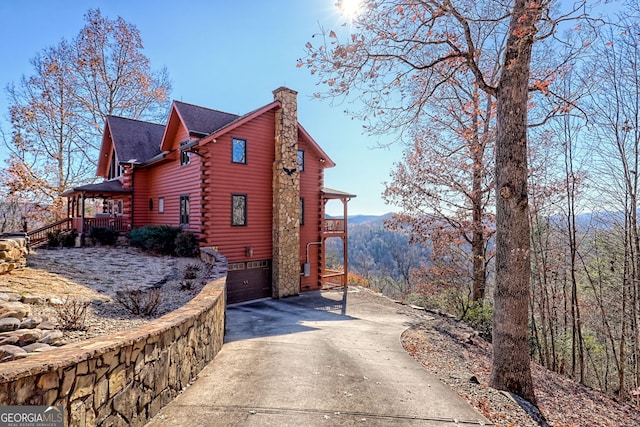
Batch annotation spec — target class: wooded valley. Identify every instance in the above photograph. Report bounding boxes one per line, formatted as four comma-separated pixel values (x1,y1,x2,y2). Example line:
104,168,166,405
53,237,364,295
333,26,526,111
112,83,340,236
331,208,640,403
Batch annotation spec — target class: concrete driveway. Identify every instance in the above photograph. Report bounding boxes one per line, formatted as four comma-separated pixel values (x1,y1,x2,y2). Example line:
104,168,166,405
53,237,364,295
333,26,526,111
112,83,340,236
145,288,491,426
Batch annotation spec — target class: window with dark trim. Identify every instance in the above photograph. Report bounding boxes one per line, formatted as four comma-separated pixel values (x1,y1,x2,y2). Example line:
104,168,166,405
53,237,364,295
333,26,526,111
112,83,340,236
232,194,247,226
232,138,247,164
180,195,190,225
297,149,304,171
300,198,304,225
108,149,123,180
180,149,191,166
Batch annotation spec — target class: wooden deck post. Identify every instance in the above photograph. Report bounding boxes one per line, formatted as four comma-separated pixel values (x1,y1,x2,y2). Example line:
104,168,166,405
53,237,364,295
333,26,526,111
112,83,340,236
80,191,86,246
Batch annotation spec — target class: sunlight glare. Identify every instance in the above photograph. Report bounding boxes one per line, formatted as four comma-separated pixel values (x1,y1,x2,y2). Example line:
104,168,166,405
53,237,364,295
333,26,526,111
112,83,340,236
336,0,362,19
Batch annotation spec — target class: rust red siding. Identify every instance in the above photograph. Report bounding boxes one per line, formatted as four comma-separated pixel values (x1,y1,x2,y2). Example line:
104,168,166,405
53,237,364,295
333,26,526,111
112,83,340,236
126,107,328,290
132,129,201,235
201,112,275,263
299,138,325,291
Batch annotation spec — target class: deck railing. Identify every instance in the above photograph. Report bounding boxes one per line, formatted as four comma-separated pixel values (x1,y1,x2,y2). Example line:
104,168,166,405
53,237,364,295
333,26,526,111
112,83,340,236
323,218,345,234
322,268,346,288
27,218,73,248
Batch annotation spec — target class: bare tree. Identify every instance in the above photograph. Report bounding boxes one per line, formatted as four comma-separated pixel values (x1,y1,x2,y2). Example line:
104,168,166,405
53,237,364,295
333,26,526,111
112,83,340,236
3,9,171,212
584,13,640,398
383,73,496,302
301,0,592,403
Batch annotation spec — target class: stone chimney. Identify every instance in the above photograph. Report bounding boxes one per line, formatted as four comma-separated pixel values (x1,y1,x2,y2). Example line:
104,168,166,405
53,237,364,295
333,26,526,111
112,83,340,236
272,87,300,298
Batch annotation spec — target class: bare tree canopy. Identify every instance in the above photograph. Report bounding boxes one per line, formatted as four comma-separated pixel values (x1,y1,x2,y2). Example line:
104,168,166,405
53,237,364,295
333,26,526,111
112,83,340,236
2,8,171,215
300,0,593,404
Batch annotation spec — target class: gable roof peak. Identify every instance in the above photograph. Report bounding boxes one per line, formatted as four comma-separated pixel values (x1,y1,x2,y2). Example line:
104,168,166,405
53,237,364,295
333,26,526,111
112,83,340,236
106,114,164,127
172,100,236,116
171,100,239,136
106,115,165,164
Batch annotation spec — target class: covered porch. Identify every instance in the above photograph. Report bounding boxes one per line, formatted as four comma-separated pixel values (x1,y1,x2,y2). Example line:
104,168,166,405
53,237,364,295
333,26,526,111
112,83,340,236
61,180,132,244
321,188,356,289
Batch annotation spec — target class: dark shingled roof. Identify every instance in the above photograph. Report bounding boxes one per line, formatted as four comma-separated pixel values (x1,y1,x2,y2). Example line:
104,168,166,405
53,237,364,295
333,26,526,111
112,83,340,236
322,187,357,199
62,179,131,196
174,101,239,135
107,116,165,164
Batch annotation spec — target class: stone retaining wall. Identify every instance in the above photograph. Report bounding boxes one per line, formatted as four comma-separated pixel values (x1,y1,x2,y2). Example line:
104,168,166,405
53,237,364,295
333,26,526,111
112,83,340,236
0,234,28,274
0,249,227,427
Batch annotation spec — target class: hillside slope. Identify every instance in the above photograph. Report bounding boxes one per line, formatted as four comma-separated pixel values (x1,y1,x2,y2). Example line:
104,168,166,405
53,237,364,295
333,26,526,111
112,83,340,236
398,299,640,426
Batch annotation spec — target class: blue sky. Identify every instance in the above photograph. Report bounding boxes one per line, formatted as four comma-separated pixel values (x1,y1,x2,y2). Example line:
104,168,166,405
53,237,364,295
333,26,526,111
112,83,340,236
0,0,401,216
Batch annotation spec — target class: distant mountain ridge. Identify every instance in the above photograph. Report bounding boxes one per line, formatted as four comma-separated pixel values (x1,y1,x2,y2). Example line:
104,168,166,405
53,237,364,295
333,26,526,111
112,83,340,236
326,212,394,225
335,210,628,229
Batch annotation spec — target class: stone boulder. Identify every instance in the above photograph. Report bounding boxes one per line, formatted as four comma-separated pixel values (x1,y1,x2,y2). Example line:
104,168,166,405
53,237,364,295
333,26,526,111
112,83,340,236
0,344,27,361
0,317,20,332
0,301,30,320
0,293,70,361
0,236,28,274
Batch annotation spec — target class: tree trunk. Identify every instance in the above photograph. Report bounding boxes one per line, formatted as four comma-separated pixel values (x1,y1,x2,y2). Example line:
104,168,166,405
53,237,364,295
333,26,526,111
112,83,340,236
489,0,540,405
472,148,486,301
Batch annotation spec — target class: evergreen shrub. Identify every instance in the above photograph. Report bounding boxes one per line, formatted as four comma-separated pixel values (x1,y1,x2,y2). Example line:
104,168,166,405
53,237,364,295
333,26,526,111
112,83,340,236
462,302,493,342
174,230,200,257
127,225,199,257
89,226,119,246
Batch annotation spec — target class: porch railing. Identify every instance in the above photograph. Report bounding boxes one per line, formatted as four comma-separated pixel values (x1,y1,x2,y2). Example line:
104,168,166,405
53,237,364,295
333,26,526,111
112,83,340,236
28,217,128,248
81,217,128,233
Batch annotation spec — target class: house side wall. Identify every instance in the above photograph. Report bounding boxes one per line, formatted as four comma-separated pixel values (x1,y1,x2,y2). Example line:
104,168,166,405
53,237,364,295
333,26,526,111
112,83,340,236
132,130,201,235
200,112,276,263
299,139,324,292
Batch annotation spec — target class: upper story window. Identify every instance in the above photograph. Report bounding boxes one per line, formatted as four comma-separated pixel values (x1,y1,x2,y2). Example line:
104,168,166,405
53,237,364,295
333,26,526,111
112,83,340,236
108,150,123,180
180,149,191,166
232,194,247,226
232,138,246,164
180,195,190,225
297,150,304,172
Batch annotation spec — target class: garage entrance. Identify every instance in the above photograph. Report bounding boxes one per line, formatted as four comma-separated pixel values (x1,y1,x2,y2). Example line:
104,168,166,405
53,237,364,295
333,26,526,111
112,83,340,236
226,259,272,304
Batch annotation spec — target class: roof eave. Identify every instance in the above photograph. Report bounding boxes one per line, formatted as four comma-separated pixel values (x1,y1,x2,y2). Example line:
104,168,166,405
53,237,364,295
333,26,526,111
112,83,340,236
137,151,171,168
200,101,281,145
321,187,357,199
299,124,336,168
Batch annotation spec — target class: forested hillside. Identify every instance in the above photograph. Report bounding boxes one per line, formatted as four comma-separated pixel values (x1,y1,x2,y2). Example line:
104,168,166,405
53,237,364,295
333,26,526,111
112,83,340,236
334,208,640,402
326,214,430,298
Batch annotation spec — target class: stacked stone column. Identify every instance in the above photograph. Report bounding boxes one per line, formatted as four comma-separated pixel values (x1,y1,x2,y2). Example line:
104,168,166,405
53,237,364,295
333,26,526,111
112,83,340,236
272,87,301,298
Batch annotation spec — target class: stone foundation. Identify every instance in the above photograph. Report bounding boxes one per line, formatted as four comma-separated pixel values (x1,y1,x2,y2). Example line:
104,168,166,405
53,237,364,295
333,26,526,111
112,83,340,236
0,234,28,274
0,250,226,427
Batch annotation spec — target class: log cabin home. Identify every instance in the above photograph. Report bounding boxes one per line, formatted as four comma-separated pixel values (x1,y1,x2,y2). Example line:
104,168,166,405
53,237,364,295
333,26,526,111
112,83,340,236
49,87,354,304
